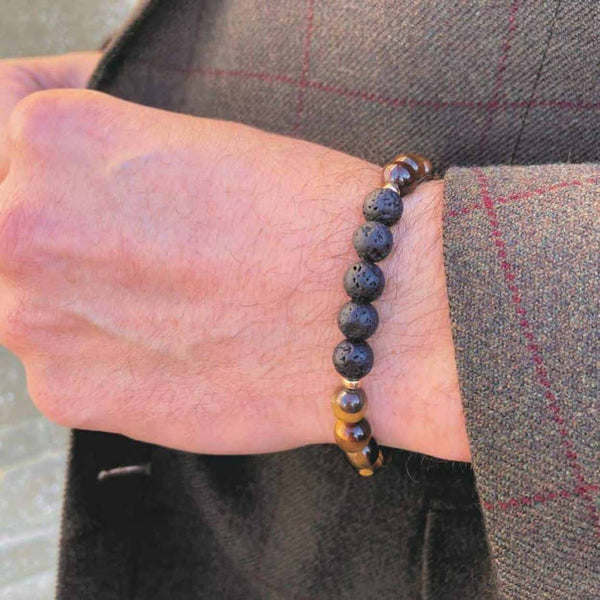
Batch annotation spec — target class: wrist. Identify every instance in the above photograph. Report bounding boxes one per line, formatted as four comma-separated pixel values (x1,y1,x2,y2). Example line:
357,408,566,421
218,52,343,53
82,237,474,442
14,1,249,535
371,179,470,461
300,168,469,461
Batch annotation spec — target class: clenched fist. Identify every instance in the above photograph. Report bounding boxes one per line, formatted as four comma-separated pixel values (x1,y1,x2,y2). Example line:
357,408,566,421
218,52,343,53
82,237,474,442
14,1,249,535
0,57,470,461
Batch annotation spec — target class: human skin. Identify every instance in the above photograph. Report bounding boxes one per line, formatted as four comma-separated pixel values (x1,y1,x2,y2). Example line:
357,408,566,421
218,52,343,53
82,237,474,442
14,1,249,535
0,52,100,179
0,53,471,462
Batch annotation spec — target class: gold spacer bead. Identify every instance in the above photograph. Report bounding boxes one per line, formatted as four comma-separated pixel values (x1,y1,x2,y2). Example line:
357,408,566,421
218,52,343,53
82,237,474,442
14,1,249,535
382,181,401,194
342,378,361,390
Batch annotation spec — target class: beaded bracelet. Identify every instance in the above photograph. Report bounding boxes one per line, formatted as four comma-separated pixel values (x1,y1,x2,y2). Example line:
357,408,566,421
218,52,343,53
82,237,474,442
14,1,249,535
331,153,433,476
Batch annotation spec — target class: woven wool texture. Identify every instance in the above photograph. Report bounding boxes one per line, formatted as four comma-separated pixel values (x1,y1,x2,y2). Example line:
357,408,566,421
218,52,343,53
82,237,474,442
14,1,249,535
57,1,599,599
444,164,599,598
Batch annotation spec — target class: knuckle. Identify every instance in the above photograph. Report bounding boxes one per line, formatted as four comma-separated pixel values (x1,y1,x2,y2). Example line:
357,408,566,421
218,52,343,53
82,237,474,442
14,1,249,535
7,88,103,151
7,90,63,150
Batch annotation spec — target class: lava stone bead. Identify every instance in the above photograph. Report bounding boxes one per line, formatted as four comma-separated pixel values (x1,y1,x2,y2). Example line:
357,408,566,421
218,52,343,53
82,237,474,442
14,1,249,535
362,188,404,226
343,261,385,302
331,386,367,423
332,339,374,380
337,300,379,340
382,162,416,193
334,418,372,452
352,221,393,262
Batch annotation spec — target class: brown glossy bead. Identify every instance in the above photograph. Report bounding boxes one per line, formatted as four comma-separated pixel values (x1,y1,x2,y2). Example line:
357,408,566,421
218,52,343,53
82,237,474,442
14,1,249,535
334,418,372,452
382,162,416,193
331,386,367,423
357,449,385,477
345,437,379,468
391,153,433,181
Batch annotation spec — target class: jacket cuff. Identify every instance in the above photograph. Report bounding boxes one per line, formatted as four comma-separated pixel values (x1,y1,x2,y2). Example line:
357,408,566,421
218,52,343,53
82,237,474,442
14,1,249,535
442,163,600,598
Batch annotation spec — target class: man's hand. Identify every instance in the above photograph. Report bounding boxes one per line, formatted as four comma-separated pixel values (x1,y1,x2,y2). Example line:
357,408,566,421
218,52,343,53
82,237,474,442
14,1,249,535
0,87,470,461
0,52,101,179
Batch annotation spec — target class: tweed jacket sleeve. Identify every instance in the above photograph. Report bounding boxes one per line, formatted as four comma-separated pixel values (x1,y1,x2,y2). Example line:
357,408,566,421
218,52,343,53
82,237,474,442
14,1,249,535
443,163,599,598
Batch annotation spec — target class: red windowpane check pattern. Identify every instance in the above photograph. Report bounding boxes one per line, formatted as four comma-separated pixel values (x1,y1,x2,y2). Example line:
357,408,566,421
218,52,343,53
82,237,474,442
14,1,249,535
475,166,600,534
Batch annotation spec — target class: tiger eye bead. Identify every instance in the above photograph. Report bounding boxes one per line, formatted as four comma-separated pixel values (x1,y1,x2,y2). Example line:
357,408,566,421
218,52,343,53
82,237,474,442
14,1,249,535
382,162,416,194
345,437,383,471
343,261,385,302
332,339,374,380
352,221,393,262
357,448,385,477
334,418,372,452
391,153,433,181
362,188,403,226
331,386,367,423
337,300,379,340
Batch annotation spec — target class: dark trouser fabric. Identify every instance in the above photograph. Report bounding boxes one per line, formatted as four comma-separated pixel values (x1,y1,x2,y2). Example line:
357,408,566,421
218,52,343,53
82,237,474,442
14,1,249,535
57,1,600,598
58,433,494,599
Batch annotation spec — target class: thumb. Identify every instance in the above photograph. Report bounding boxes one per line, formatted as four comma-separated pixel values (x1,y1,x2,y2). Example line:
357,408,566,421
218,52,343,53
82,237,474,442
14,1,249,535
2,51,102,91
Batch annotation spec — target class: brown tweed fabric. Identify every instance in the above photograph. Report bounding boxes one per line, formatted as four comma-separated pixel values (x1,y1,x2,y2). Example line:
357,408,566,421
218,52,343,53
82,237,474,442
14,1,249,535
91,0,600,172
444,164,600,598
56,1,599,598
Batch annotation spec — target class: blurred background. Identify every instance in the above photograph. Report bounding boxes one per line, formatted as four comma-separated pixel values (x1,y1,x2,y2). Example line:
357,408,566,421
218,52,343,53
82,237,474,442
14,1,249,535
0,2,137,598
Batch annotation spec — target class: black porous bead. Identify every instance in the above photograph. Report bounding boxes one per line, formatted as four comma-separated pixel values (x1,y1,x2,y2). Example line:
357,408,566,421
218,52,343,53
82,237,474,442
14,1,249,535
343,261,385,302
362,188,404,226
332,339,374,380
352,221,393,262
337,300,379,340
